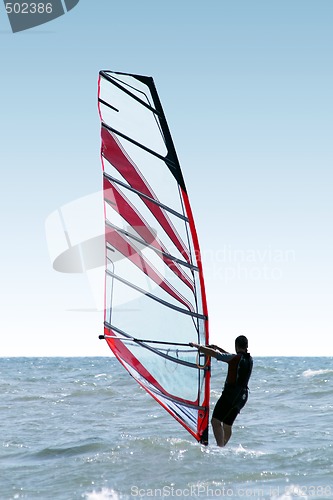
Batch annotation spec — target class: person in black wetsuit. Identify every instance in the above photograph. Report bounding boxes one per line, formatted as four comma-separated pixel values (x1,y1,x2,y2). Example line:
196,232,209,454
190,335,253,447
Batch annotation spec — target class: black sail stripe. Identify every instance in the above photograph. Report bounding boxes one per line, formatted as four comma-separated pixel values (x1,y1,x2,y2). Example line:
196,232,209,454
104,323,199,369
105,269,207,321
103,171,189,222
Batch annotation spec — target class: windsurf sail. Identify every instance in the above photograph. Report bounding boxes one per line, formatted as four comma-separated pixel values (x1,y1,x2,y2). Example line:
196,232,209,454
97,71,210,444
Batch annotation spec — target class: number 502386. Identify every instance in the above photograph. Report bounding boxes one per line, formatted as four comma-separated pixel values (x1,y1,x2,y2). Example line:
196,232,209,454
5,3,53,14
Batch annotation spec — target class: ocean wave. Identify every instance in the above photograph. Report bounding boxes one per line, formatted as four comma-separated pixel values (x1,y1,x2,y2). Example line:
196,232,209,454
34,441,105,460
302,369,333,378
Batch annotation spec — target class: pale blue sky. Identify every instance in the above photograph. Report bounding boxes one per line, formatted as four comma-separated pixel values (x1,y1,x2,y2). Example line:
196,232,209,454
0,1,332,356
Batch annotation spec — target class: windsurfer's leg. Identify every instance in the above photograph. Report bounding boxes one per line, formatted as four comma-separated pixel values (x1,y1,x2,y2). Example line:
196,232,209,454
223,423,232,446
211,417,224,447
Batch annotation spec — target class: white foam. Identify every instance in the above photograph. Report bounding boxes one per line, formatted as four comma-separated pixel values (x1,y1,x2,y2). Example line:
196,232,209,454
234,443,266,457
202,443,265,457
85,488,122,500
302,369,333,378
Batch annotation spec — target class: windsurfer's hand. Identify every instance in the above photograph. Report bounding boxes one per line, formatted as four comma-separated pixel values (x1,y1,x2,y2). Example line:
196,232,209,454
189,342,200,349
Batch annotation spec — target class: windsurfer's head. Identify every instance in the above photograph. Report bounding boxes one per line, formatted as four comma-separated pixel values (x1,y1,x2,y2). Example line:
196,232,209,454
235,335,248,352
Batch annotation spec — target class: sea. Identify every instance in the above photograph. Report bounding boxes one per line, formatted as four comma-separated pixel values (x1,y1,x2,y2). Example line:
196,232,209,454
0,357,332,500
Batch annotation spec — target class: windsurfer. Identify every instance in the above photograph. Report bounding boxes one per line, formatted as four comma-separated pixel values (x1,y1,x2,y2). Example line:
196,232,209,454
190,335,253,447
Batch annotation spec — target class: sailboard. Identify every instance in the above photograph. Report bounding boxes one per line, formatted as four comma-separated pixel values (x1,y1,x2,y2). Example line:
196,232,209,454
97,71,210,444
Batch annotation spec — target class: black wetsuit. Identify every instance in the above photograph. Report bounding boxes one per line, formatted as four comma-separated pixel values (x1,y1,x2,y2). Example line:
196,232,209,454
212,352,253,426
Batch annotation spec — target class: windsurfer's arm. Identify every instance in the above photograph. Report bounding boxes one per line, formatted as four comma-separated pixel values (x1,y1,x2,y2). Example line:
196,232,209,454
208,344,229,354
189,342,219,358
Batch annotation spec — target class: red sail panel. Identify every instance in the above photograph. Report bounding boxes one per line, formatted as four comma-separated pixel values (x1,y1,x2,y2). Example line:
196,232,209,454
105,225,194,313
103,178,194,291
101,127,190,262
